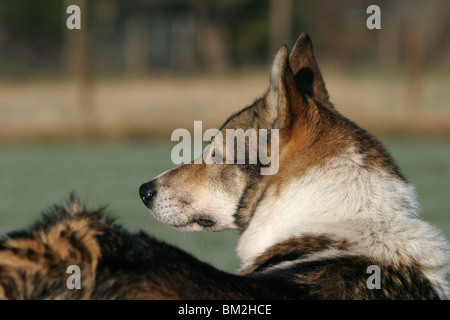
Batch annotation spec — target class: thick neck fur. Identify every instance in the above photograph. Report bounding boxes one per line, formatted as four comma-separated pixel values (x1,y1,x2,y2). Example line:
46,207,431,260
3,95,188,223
236,146,450,298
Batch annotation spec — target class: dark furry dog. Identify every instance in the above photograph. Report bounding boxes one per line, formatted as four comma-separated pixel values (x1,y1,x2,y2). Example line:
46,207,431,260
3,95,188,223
0,195,305,299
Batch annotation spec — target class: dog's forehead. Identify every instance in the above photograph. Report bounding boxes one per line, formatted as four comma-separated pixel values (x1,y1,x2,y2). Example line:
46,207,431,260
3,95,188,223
219,104,256,131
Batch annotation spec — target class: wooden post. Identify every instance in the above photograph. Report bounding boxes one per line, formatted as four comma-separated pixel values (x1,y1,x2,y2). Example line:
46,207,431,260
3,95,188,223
65,0,95,138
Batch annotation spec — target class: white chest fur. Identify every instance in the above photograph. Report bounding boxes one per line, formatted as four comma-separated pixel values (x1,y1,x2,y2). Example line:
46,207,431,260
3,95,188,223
237,148,450,298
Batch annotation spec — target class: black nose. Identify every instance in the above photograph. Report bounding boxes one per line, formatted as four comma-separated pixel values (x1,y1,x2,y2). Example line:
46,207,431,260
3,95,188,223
139,181,157,207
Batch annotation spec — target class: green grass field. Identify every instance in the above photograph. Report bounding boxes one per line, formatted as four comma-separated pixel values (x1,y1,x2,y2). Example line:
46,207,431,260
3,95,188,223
0,140,449,273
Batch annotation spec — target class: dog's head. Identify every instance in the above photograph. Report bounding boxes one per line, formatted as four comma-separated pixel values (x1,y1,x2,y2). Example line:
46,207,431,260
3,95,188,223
139,33,403,232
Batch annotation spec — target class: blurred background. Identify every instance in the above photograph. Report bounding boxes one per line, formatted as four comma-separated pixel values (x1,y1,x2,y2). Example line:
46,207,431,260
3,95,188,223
0,0,448,273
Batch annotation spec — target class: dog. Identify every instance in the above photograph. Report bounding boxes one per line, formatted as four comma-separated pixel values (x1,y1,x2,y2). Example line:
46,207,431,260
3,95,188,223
139,33,450,299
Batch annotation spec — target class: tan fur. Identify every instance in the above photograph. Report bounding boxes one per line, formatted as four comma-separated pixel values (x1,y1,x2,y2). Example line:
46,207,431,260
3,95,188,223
0,203,102,299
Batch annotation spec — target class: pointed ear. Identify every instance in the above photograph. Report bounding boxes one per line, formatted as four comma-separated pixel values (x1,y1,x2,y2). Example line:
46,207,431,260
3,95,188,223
289,33,329,102
269,45,289,94
260,45,300,129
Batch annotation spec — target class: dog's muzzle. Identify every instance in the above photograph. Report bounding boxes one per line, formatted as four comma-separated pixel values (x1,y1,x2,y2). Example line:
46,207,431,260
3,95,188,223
139,181,157,207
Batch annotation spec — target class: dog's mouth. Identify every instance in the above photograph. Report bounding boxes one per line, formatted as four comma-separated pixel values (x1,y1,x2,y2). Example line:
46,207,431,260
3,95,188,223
194,218,216,228
172,218,216,229
148,200,217,230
